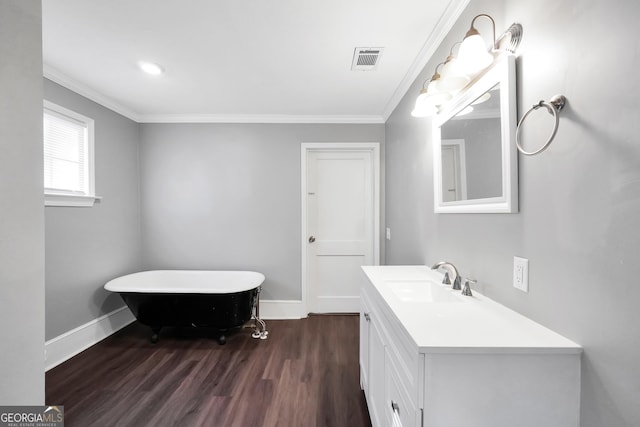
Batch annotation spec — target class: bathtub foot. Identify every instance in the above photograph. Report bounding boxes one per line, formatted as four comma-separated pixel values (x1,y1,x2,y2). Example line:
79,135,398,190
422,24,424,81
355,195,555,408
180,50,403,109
150,327,161,343
217,334,227,345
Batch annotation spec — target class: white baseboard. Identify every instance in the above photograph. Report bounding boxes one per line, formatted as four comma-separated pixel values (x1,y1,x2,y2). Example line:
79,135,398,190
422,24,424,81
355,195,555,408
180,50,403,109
309,296,361,313
45,300,313,370
45,306,135,371
258,300,307,319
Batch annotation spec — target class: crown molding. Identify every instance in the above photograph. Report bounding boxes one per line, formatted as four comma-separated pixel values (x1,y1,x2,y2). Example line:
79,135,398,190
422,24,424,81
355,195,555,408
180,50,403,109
137,114,385,124
43,64,141,122
381,0,471,121
43,65,384,124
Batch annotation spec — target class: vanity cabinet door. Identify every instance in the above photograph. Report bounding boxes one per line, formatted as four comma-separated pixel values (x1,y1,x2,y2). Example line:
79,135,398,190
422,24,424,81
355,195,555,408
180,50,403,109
361,277,421,427
361,289,386,427
368,310,386,427
359,292,371,393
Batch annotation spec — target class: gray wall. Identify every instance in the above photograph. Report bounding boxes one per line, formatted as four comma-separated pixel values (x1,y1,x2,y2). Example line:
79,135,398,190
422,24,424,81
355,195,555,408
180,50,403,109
0,1,45,404
385,0,640,426
43,80,142,340
140,123,384,300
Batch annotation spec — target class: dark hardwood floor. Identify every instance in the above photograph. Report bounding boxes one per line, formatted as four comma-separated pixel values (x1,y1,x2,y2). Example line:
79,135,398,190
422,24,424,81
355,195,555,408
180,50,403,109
46,315,371,427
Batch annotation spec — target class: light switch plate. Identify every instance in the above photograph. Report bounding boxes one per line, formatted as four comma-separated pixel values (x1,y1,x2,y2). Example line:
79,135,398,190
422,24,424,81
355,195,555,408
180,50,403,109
513,256,529,292
385,227,391,240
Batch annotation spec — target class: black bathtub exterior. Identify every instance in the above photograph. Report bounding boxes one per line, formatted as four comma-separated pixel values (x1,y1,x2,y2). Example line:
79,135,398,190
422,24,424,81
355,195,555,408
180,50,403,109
119,287,259,343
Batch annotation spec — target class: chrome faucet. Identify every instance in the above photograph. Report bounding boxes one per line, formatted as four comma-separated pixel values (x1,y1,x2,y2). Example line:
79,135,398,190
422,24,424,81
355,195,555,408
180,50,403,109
431,261,462,290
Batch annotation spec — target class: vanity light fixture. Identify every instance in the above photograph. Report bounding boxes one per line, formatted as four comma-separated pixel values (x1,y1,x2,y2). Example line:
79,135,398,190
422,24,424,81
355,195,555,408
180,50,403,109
457,14,497,75
496,23,523,54
436,42,470,93
423,63,452,106
411,14,522,120
138,61,165,76
411,87,439,117
410,63,452,117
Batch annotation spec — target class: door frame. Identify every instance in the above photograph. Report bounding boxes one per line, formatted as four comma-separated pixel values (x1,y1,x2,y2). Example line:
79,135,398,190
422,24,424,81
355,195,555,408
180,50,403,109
301,142,380,315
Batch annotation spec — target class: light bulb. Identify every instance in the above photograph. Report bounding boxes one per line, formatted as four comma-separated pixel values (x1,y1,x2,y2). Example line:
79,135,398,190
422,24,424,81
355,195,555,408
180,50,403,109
411,103,438,118
411,92,439,117
425,80,452,105
437,58,470,92
457,34,493,75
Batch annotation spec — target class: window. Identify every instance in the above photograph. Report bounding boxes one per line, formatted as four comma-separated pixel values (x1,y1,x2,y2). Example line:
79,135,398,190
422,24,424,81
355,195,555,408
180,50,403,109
43,101,98,206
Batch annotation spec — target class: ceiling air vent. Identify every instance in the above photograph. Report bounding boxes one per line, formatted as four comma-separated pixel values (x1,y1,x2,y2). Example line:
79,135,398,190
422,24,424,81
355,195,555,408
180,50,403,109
351,47,384,71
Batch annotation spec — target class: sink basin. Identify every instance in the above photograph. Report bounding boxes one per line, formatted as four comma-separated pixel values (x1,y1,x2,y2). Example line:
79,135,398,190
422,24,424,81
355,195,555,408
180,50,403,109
385,280,461,303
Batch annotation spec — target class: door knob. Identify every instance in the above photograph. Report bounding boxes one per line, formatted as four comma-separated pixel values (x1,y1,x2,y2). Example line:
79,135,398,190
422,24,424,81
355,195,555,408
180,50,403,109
308,235,316,243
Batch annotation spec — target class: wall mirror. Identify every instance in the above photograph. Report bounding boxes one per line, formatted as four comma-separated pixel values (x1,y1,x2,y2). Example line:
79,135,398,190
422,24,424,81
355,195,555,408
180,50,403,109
433,55,518,213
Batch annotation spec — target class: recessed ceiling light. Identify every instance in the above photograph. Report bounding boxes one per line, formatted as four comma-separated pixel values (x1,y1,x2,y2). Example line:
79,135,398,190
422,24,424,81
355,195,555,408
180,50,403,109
138,61,164,76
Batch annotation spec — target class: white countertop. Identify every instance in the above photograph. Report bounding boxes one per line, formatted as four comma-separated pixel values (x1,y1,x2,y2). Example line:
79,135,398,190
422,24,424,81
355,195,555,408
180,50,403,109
362,265,582,354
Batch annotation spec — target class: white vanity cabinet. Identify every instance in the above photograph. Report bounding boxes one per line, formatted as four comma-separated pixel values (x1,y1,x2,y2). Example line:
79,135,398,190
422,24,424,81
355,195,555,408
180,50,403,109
360,291,387,426
361,274,422,427
359,266,582,427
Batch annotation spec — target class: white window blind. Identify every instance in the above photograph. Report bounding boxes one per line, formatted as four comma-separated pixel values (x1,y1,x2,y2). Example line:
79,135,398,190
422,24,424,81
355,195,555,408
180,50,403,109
43,101,97,206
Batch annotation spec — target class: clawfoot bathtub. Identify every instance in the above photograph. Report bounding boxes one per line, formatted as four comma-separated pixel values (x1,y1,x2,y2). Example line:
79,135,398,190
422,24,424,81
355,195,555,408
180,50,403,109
105,270,265,344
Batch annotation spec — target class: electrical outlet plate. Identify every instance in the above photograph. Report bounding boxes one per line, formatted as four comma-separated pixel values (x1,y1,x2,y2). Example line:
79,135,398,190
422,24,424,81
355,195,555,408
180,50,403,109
513,256,529,292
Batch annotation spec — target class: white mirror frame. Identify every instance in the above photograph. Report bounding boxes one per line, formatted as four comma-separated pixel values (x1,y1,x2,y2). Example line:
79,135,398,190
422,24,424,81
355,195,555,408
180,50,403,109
433,54,518,213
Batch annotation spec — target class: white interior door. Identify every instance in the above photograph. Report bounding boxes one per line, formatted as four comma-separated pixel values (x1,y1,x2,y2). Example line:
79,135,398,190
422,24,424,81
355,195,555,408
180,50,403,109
303,144,379,313
441,145,459,202
441,139,467,202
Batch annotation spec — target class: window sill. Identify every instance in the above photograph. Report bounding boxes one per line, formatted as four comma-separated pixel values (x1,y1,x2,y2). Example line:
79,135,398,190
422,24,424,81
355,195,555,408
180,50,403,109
45,193,102,207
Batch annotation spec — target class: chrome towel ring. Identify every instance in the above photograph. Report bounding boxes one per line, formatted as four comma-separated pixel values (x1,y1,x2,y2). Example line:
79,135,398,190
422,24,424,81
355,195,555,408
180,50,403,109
515,95,567,156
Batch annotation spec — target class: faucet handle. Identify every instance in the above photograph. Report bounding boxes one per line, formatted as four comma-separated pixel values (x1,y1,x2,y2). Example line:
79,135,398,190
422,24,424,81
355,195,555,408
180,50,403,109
452,275,462,290
462,278,476,296
442,271,451,285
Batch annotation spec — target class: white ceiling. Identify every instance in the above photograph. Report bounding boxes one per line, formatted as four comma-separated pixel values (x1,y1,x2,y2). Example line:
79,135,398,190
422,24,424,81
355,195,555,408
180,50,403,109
42,0,468,123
